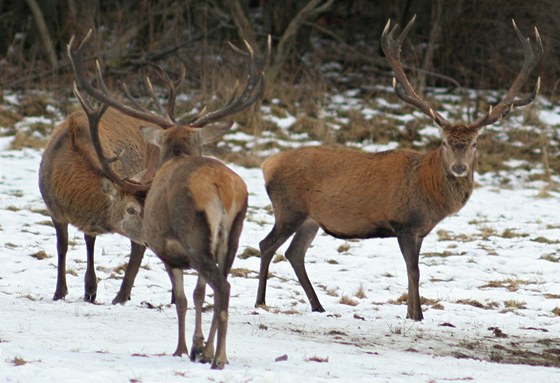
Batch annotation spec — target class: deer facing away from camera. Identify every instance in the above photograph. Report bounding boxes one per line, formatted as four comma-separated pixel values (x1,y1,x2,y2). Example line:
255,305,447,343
255,17,542,321
67,32,268,369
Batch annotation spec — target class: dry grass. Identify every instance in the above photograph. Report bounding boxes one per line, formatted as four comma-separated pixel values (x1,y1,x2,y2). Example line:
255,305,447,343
9,129,49,150
503,300,527,310
388,293,440,308
478,226,497,240
325,289,339,297
229,268,255,278
272,254,287,263
10,356,27,366
480,278,537,292
422,251,454,258
532,236,560,245
238,246,260,260
354,285,367,299
539,253,560,263
339,295,358,306
456,298,485,309
501,228,529,238
305,355,329,363
337,242,351,253
29,250,49,260
436,229,473,242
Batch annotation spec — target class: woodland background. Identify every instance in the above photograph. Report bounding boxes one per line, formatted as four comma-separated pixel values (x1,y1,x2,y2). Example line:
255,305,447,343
1,0,559,175
1,0,558,98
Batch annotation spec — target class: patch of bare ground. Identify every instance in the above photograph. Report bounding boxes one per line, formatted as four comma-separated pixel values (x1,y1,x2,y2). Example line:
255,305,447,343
268,315,560,368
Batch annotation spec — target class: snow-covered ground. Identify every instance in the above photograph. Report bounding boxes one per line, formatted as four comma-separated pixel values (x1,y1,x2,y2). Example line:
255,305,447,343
1,125,560,382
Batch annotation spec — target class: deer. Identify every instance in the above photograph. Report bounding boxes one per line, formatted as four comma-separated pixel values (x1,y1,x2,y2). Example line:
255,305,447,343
38,60,160,304
255,16,542,321
67,31,268,369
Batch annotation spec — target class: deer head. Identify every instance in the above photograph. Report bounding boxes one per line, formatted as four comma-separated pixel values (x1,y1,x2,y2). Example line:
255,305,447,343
382,16,543,178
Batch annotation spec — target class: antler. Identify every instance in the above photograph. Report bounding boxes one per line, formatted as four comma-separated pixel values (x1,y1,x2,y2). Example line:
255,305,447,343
189,35,271,127
68,31,269,130
72,82,151,192
381,15,452,128
67,30,179,128
467,20,543,129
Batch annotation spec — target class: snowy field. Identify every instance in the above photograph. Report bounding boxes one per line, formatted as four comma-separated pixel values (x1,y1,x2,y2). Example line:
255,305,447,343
1,109,560,382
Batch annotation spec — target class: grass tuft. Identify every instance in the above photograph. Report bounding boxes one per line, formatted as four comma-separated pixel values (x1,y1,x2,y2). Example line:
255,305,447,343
339,295,358,306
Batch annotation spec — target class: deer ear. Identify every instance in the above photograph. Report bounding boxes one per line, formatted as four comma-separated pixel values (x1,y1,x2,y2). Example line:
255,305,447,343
198,122,234,145
100,178,118,202
140,126,164,148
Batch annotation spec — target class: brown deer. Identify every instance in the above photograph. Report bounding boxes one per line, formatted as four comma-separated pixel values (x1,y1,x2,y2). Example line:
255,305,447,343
255,17,542,321
67,32,268,369
39,66,159,304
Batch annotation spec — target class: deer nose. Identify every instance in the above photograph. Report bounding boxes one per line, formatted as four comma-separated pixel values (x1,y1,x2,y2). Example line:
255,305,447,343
452,164,467,176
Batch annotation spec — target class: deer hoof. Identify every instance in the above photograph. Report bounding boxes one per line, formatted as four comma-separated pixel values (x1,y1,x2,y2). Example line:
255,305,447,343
111,293,130,305
84,293,96,303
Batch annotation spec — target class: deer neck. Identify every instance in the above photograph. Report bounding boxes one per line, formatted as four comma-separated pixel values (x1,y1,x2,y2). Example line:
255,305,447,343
420,147,474,214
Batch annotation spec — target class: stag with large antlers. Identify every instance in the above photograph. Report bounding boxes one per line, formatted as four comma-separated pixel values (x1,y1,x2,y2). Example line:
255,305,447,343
255,17,542,321
39,89,158,304
67,31,267,369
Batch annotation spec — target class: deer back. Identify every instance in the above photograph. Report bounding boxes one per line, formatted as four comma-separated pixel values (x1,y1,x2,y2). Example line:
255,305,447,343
140,155,248,269
39,108,158,236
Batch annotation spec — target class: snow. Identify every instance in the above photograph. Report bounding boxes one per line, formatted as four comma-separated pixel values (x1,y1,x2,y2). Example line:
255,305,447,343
1,130,560,382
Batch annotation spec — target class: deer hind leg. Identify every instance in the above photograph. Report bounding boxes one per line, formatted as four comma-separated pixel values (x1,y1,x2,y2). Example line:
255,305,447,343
83,234,97,303
190,276,207,362
112,241,147,305
256,215,306,308
397,233,424,321
165,264,189,357
53,219,69,301
284,218,322,312
197,210,246,365
201,268,230,370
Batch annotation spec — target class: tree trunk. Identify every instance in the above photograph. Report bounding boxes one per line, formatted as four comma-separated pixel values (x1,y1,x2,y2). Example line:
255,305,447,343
25,0,58,69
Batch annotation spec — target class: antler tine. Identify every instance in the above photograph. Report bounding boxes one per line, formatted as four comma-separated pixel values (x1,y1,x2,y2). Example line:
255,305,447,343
468,20,543,129
189,37,268,128
381,16,452,128
94,59,112,96
72,82,150,193
144,75,166,116
150,64,187,122
120,81,153,114
67,30,175,129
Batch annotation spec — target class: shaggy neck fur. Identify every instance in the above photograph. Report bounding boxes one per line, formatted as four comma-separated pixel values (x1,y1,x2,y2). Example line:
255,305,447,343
419,147,474,216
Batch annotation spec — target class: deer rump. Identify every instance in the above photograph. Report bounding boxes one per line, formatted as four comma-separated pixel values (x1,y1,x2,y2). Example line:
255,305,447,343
142,155,248,271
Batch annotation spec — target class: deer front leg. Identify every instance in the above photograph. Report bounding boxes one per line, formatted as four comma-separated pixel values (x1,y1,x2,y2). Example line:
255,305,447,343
84,233,97,303
397,233,424,321
53,220,69,301
165,265,188,356
112,241,146,304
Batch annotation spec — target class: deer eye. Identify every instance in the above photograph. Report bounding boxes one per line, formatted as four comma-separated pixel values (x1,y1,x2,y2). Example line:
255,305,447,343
471,142,477,148
126,207,137,215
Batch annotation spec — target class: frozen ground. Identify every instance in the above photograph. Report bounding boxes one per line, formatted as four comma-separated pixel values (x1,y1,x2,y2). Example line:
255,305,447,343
1,124,560,383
